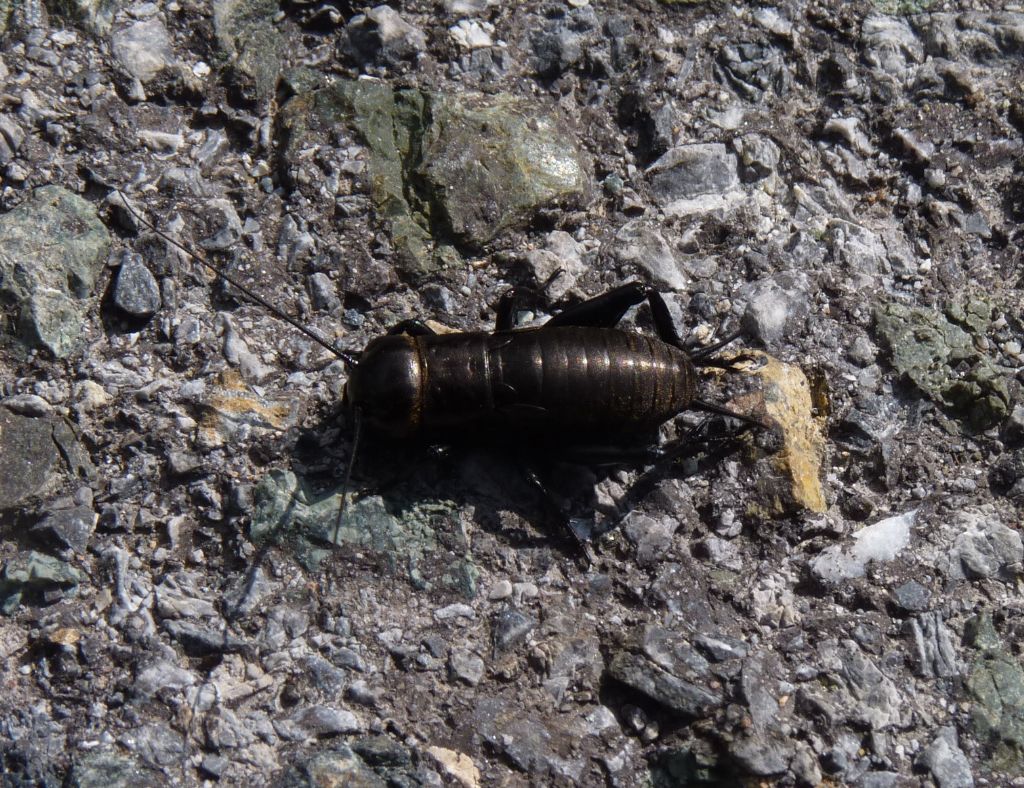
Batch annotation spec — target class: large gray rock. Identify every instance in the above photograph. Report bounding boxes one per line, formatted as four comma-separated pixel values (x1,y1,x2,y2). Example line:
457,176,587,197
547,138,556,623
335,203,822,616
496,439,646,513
0,186,110,357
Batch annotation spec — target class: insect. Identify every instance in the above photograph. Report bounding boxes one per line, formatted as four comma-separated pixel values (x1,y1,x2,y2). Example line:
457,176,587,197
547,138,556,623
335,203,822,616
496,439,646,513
115,192,763,541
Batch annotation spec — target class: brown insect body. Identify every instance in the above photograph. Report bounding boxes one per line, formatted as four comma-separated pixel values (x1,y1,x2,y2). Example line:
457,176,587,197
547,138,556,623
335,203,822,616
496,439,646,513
348,326,699,442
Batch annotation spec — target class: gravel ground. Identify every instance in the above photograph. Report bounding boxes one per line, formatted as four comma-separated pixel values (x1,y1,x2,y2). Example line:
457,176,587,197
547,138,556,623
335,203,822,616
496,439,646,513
1,1,1023,786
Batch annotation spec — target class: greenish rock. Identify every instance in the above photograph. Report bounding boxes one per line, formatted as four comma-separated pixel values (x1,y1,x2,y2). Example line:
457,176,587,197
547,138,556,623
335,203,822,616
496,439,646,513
213,0,284,105
0,551,85,614
277,745,386,788
964,611,1002,653
443,558,480,600
278,80,591,277
946,297,994,336
0,185,110,357
420,92,592,247
251,469,473,590
874,302,1010,431
66,749,161,788
966,648,1024,775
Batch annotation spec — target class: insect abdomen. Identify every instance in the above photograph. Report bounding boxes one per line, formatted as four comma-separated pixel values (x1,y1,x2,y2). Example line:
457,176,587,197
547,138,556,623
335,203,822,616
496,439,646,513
416,327,695,437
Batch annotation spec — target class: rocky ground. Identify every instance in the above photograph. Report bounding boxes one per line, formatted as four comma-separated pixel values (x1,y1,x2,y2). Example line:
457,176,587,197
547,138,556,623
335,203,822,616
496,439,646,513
1,0,1023,785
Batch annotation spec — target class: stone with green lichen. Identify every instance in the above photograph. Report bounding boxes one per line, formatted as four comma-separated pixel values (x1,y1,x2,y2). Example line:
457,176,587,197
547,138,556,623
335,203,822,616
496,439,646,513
965,623,1024,775
212,0,283,105
420,92,592,247
278,79,591,277
250,469,474,592
0,185,110,357
0,551,85,614
874,302,1010,431
964,612,1002,653
946,297,994,336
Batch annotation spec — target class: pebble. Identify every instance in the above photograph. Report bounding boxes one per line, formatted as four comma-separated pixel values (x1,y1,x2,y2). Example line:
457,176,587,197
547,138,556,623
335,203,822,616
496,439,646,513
647,143,741,203
449,649,486,686
449,19,493,50
435,603,475,621
113,252,161,318
110,18,176,84
488,579,513,600
890,580,931,613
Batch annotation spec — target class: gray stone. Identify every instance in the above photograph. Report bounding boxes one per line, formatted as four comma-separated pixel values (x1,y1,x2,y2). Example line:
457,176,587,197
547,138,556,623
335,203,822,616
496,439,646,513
30,504,96,553
647,143,740,203
492,608,536,653
302,655,348,695
346,5,427,64
529,6,599,76
949,511,1023,582
861,15,923,77
522,231,587,300
909,612,959,678
837,641,906,730
717,42,790,100
113,252,161,318
1001,404,1024,447
162,619,247,655
695,633,749,662
891,579,931,613
309,272,341,312
611,222,686,291
213,0,285,104
740,274,809,345
0,185,110,357
111,17,176,83
282,705,362,739
918,726,975,788
729,730,793,776
117,723,187,769
643,627,712,679
606,652,721,717
0,410,61,510
0,116,25,165
204,707,256,750
133,659,197,699
856,771,900,788
278,746,385,787
448,649,485,686
733,134,781,180
740,653,781,730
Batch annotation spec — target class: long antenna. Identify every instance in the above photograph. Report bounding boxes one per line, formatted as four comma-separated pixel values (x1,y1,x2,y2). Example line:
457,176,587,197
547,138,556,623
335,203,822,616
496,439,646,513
114,190,359,369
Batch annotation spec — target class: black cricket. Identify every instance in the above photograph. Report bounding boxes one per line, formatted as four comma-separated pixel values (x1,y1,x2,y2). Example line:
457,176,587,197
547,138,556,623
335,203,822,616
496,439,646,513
346,282,757,444
116,192,762,540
